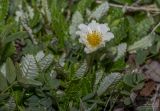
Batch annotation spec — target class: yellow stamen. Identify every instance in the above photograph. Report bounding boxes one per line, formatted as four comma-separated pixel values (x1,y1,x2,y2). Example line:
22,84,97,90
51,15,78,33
87,31,102,47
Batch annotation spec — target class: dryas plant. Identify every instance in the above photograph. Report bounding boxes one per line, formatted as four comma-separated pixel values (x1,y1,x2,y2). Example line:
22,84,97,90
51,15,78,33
0,0,160,110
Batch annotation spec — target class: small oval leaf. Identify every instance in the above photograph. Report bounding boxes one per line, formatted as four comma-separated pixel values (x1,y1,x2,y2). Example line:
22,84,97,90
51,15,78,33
6,58,16,83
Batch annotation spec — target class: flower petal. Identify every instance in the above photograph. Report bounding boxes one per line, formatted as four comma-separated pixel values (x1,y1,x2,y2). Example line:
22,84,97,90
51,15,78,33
79,24,91,33
76,31,86,37
84,47,94,53
103,32,114,41
79,37,86,44
76,31,87,44
88,20,100,32
99,24,110,33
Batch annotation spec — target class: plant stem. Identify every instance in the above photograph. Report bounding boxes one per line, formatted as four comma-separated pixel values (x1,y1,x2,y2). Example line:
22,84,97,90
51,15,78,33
151,22,160,33
96,1,160,13
0,81,17,95
109,3,160,13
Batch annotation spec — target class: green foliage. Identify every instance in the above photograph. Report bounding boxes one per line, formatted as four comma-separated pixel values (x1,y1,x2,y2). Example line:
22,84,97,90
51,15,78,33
0,97,16,111
112,0,133,4
127,16,154,44
75,61,87,78
69,11,83,39
4,31,28,43
6,58,16,83
0,23,21,65
94,70,104,90
156,0,160,7
21,51,53,79
25,95,54,111
77,0,94,15
114,43,127,61
111,58,126,71
109,17,128,45
0,0,159,110
128,34,155,52
50,0,69,46
97,73,121,96
123,73,144,88
0,72,8,91
135,49,148,65
0,0,9,21
90,2,109,20
29,10,41,28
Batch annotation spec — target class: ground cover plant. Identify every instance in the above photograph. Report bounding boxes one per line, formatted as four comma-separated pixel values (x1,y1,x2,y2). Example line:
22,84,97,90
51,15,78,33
0,0,160,110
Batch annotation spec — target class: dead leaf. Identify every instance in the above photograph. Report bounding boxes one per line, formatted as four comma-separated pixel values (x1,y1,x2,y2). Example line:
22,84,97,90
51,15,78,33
140,80,156,96
152,97,160,111
130,92,137,103
127,54,136,66
140,61,160,82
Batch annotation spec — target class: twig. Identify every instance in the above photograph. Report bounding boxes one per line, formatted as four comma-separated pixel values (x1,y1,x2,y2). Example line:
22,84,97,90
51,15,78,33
96,1,160,13
151,22,160,33
109,3,160,13
0,81,17,95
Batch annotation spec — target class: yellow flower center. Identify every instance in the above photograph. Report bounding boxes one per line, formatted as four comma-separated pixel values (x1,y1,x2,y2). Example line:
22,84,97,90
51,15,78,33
87,31,102,47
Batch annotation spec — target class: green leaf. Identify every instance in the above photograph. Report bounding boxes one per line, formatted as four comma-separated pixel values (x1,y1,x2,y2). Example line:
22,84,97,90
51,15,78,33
21,54,38,79
112,0,133,4
69,11,83,40
15,63,23,81
127,17,154,44
0,23,16,41
136,17,154,37
111,58,126,71
47,78,60,89
35,51,53,71
12,90,23,105
124,97,132,105
0,43,15,66
135,49,148,65
22,39,40,54
0,0,9,21
123,73,144,88
77,0,94,15
3,97,16,111
114,43,127,61
97,73,121,96
94,70,104,89
19,78,42,87
90,2,109,20
50,0,68,46
156,0,160,7
21,52,53,80
128,34,155,52
0,72,8,91
6,58,16,83
4,31,28,43
110,18,128,45
29,9,41,27
75,61,87,78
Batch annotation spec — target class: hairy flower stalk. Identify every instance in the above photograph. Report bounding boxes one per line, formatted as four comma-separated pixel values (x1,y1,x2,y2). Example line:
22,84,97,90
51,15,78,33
76,20,114,53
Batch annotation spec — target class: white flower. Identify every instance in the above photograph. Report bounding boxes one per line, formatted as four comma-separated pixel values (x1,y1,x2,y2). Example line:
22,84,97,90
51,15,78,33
76,20,114,53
